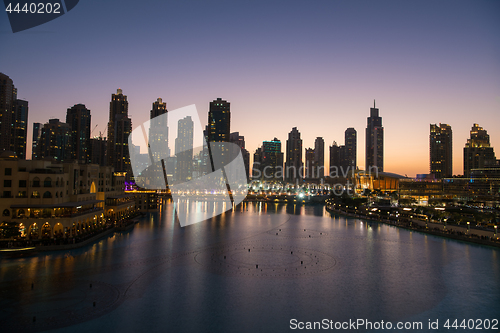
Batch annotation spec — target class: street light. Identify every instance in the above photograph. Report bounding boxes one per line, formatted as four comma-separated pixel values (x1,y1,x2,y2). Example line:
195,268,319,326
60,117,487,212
467,221,470,233
495,225,498,237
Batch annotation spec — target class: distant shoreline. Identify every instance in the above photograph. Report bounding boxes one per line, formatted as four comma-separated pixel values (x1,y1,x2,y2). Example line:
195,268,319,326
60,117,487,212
325,206,500,249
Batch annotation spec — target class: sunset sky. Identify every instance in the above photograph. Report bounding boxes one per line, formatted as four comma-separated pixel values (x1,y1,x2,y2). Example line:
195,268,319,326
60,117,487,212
1,0,499,177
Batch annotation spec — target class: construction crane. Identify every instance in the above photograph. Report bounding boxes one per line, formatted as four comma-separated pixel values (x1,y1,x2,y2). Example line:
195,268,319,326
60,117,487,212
91,124,98,136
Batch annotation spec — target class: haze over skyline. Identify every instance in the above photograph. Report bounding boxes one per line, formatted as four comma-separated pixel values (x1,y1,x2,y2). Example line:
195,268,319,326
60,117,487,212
2,0,499,177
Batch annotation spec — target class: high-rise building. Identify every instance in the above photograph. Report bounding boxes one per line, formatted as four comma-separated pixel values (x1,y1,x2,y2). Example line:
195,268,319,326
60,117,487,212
0,73,28,159
305,148,316,179
90,136,107,166
37,119,72,161
230,132,250,181
344,128,357,172
207,98,230,142
149,98,169,160
329,127,357,178
261,138,283,181
365,100,383,172
106,89,132,173
314,137,325,178
12,99,28,160
430,123,453,178
175,116,194,182
66,104,91,163
229,132,245,149
329,141,341,177
0,73,15,154
32,122,42,160
252,147,263,180
463,124,496,177
285,127,303,182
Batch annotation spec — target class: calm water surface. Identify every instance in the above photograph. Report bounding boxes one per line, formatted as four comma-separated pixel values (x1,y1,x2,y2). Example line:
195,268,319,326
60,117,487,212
1,201,499,332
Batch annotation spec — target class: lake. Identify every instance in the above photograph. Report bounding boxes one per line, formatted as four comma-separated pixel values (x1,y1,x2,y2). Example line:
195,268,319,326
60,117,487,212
1,201,499,332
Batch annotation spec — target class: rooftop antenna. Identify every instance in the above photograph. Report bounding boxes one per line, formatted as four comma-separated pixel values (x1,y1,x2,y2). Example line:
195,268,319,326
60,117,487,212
374,99,376,108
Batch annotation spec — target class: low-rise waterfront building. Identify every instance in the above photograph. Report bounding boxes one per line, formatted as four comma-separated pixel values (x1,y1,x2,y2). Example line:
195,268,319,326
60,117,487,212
0,151,136,240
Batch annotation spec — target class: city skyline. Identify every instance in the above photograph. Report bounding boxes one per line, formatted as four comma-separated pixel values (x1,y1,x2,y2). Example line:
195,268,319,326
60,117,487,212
14,88,500,179
1,1,499,177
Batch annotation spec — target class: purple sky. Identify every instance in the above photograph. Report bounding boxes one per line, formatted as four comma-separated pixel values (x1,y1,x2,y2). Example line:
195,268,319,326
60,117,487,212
1,0,499,177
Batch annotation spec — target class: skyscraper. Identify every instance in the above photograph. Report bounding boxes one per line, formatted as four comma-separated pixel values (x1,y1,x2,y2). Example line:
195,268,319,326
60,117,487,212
175,116,194,182
314,137,325,178
230,132,250,181
12,99,28,160
0,73,15,154
285,127,303,182
365,100,383,172
344,128,357,172
37,119,72,161
90,136,107,166
207,98,230,142
305,148,315,179
66,104,91,163
106,89,132,173
149,98,169,161
0,73,28,159
252,147,263,180
32,122,42,160
329,141,341,177
463,124,496,177
329,127,357,178
430,123,453,178
261,138,283,181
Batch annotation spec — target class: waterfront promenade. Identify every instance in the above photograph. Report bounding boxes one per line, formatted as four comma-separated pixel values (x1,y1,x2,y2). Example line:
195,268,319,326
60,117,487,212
325,205,500,248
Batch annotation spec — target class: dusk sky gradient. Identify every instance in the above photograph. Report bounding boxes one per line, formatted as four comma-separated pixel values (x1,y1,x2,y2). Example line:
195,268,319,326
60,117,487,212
1,0,499,177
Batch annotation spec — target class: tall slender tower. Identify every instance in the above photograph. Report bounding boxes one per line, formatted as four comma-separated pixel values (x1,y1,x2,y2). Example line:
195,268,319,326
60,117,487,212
430,123,452,178
32,122,42,160
314,137,325,178
0,73,15,154
12,99,28,159
208,98,230,142
66,104,91,163
329,141,341,176
365,100,383,172
106,89,132,173
305,148,315,179
344,128,357,172
285,127,303,182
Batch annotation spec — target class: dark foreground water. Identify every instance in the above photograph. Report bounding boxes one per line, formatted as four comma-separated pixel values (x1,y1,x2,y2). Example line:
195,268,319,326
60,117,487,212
1,201,499,332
